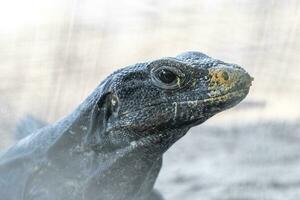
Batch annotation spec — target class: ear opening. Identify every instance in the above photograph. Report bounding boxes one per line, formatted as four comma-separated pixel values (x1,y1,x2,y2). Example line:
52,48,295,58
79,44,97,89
84,92,119,151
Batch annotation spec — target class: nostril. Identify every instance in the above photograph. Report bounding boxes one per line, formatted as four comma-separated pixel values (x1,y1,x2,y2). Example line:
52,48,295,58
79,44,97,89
222,71,229,81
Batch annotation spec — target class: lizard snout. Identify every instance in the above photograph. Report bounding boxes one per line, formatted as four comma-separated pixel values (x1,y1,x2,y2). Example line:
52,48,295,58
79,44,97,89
208,64,253,93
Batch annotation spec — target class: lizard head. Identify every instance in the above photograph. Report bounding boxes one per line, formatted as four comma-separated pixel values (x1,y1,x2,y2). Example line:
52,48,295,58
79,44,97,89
91,51,253,151
42,52,253,200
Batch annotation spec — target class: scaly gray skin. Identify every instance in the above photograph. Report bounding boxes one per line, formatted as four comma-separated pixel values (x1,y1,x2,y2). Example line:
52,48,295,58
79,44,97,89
0,51,253,200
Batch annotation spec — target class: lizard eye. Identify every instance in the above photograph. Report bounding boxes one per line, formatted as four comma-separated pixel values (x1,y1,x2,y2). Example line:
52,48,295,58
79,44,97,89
151,66,185,89
156,69,177,84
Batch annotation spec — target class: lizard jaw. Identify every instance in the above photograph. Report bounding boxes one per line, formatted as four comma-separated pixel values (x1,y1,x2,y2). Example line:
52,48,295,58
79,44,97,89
173,88,250,127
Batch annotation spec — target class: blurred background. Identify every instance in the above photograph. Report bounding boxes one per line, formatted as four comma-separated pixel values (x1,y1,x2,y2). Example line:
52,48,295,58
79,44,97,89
0,0,299,199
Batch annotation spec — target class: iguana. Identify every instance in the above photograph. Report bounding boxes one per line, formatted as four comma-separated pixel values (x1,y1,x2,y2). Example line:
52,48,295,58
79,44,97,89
0,51,253,200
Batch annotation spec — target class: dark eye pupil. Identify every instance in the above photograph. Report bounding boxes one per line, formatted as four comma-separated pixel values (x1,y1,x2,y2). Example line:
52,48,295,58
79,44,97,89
157,69,177,84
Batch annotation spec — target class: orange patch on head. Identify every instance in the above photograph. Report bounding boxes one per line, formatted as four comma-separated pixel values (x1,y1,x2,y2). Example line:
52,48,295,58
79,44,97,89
208,69,237,90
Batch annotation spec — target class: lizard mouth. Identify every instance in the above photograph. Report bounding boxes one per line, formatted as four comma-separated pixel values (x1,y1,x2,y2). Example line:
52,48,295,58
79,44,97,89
174,88,250,109
175,88,250,127
204,88,250,106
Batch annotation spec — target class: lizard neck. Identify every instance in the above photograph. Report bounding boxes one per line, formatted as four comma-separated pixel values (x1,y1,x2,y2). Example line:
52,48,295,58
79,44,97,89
39,84,170,199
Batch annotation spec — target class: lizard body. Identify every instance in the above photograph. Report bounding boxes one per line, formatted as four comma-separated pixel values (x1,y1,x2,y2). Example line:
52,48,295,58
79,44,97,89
0,51,253,200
